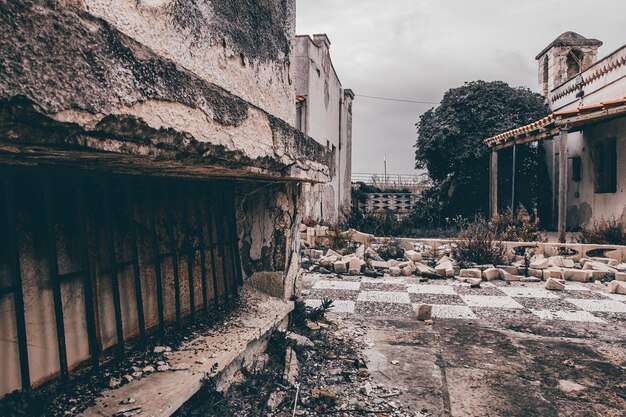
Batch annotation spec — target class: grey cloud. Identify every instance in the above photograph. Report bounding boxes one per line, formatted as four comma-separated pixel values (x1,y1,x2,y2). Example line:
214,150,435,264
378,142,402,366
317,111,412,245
296,0,626,173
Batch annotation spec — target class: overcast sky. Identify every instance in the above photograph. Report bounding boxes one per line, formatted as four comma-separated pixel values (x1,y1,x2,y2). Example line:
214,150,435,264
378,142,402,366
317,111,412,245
296,0,626,175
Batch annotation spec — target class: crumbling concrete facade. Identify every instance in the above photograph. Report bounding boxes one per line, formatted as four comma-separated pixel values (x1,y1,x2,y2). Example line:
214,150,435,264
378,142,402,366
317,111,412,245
0,0,334,398
295,34,354,225
486,32,626,236
539,35,626,229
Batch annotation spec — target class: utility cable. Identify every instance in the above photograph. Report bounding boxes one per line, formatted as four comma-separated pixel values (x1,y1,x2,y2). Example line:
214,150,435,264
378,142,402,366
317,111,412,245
354,94,440,105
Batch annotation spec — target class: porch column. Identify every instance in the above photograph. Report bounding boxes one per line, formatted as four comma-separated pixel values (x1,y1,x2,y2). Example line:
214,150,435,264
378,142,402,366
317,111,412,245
490,148,498,218
558,129,568,242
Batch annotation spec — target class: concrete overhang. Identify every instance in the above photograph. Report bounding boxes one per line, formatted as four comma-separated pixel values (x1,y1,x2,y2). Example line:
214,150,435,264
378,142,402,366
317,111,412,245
0,2,333,184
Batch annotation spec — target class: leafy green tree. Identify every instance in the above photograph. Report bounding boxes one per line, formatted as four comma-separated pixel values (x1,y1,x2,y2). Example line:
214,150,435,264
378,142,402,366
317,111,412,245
415,80,551,223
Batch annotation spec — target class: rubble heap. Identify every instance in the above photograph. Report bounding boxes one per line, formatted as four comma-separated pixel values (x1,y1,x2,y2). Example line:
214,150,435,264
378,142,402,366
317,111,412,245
300,225,626,293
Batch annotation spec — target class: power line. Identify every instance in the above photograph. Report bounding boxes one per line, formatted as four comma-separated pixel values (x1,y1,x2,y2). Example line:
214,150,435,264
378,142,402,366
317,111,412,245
355,94,440,105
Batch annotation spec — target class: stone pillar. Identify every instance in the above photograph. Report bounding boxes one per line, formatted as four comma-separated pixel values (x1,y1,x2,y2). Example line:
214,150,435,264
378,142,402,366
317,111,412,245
558,129,569,242
490,148,498,218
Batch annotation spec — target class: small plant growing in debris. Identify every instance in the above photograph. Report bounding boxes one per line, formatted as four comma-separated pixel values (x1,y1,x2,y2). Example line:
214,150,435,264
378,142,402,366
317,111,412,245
453,220,508,267
491,205,545,242
575,217,626,245
308,298,334,322
326,225,352,252
373,238,405,261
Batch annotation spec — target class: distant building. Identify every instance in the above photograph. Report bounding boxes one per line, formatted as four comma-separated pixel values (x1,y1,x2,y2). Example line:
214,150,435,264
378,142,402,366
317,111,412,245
485,32,626,239
295,34,354,224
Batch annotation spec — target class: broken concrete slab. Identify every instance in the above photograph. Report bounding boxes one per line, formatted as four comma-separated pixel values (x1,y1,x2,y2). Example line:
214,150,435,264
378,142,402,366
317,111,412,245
370,260,390,270
482,268,501,281
415,263,436,275
404,250,422,262
414,304,432,321
530,258,549,269
500,269,523,282
389,267,402,277
349,258,366,275
334,260,349,274
459,268,482,278
560,269,592,282
80,286,292,417
544,277,565,291
608,281,626,295
549,256,576,268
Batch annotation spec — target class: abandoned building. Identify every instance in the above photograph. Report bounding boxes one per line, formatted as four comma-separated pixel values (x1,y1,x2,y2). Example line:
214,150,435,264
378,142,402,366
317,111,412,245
0,0,338,404
485,32,626,238
295,34,354,225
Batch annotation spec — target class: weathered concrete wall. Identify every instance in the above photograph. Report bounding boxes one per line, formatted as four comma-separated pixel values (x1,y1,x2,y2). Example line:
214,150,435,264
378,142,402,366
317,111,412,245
0,0,332,183
540,42,626,229
295,35,352,224
237,181,302,298
83,0,296,124
563,118,626,228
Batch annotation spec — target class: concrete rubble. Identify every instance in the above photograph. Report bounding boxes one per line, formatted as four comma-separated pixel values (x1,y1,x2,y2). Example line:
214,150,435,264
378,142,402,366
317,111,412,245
300,225,626,296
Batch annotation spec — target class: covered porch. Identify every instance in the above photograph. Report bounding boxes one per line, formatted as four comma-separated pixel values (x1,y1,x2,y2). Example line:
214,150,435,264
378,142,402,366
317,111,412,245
484,97,626,241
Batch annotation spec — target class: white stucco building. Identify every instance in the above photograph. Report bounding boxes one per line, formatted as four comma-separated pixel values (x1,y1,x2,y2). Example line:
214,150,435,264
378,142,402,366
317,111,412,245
295,34,354,225
485,32,626,239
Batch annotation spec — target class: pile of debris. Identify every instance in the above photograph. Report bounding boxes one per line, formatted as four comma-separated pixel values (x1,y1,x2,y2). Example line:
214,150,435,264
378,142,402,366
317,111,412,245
300,225,626,295
180,304,424,416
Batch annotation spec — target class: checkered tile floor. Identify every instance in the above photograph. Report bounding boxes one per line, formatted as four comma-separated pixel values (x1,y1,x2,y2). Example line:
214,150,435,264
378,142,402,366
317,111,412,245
303,274,626,324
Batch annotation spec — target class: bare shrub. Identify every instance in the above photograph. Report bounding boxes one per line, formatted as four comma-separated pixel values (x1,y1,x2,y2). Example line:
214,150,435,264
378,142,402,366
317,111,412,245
453,220,508,266
575,217,626,245
491,204,545,242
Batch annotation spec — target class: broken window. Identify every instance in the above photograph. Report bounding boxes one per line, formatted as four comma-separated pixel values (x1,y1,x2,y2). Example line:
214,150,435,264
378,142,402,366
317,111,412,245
572,156,582,182
592,138,617,193
296,101,305,131
566,48,584,79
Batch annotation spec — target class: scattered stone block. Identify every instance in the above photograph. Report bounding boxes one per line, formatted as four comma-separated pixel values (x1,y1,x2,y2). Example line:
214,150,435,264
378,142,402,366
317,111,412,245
583,260,617,273
608,281,626,295
521,277,541,282
319,255,337,268
389,266,402,277
459,268,482,278
348,229,374,245
615,272,626,282
527,268,544,279
482,267,501,281
560,269,592,282
500,269,523,281
404,250,422,262
326,249,342,258
370,260,390,269
401,266,414,276
414,304,432,321
348,258,365,274
397,261,416,271
468,278,482,287
549,256,575,268
498,265,520,275
544,277,565,291
364,247,384,261
333,260,348,274
530,258,549,269
415,262,436,275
